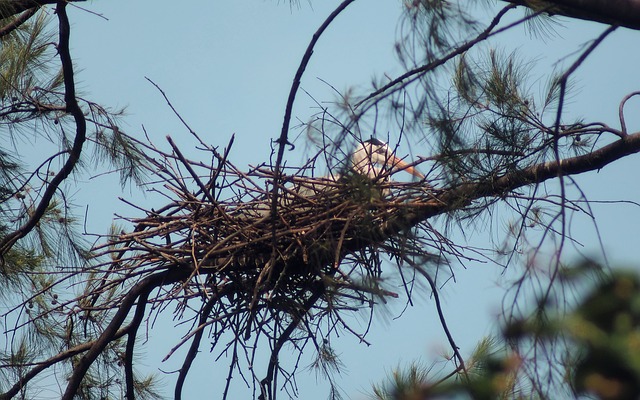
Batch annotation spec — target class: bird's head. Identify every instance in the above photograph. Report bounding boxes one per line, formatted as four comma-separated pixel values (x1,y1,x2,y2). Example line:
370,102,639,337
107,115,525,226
351,138,424,179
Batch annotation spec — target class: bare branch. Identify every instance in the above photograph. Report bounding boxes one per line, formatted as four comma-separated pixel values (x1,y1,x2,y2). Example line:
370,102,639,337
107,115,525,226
271,0,356,218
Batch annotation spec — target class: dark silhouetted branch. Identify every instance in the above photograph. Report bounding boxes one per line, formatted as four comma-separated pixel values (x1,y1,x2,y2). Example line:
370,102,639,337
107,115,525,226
503,0,640,31
0,0,86,255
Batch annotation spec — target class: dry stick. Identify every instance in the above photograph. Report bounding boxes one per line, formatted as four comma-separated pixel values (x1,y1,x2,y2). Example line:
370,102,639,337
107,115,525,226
166,136,217,204
269,0,355,218
145,77,208,148
0,0,86,256
411,264,467,378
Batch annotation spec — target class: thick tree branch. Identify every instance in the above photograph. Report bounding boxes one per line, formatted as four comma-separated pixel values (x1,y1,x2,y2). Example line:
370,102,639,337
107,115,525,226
503,0,640,30
0,0,83,18
0,6,36,37
0,0,86,255
61,268,190,400
0,322,132,399
402,132,640,233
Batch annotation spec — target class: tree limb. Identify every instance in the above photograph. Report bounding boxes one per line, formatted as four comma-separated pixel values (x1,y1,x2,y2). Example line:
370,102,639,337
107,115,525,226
0,0,84,19
403,132,640,235
503,0,640,30
0,0,86,255
175,291,220,400
0,6,37,37
61,268,190,400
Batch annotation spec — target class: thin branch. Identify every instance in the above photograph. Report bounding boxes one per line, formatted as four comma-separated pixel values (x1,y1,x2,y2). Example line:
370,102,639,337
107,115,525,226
412,263,467,377
270,0,356,217
618,90,640,135
175,291,220,400
124,281,154,400
259,280,326,400
354,4,519,108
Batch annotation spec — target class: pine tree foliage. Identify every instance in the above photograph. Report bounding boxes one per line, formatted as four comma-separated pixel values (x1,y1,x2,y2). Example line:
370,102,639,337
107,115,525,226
0,5,150,400
0,1,640,399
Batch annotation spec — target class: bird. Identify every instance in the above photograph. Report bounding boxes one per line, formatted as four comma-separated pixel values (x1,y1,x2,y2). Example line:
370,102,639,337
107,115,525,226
238,138,424,218
349,138,424,180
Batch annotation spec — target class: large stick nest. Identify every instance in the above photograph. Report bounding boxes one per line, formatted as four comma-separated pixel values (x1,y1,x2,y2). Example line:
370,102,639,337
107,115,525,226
89,137,444,396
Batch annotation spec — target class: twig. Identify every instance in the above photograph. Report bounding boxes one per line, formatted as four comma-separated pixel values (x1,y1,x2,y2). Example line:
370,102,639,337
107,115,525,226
618,90,640,135
411,263,467,378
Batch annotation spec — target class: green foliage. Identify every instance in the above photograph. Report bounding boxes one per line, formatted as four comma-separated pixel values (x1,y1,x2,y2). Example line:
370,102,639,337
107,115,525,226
0,9,154,399
372,268,640,400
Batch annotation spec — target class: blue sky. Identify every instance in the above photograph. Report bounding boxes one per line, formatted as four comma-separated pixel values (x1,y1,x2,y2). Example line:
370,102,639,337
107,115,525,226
56,1,640,398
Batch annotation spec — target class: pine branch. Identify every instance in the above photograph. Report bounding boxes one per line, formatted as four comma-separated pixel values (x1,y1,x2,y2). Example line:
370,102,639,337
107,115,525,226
271,0,356,219
503,0,640,30
0,0,86,255
61,268,190,400
0,6,37,37
0,0,84,18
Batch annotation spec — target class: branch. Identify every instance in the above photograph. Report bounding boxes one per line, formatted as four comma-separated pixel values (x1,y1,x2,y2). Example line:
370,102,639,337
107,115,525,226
401,132,640,235
259,280,326,400
0,0,84,18
270,0,355,217
61,268,189,400
355,4,517,108
0,322,131,399
0,6,37,37
124,281,154,400
502,0,640,30
0,0,86,255
413,264,467,377
175,292,220,400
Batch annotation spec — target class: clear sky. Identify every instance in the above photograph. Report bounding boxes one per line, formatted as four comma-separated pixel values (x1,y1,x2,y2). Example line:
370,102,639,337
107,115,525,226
56,1,640,399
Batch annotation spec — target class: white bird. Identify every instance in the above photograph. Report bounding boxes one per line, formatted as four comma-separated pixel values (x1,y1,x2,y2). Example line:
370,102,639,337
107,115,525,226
350,138,424,180
239,139,424,218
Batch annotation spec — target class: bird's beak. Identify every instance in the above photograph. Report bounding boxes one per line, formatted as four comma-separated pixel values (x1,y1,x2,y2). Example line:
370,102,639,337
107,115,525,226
386,155,424,179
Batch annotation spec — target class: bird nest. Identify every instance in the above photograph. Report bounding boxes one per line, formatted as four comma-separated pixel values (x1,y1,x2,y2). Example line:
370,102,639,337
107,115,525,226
89,137,439,395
